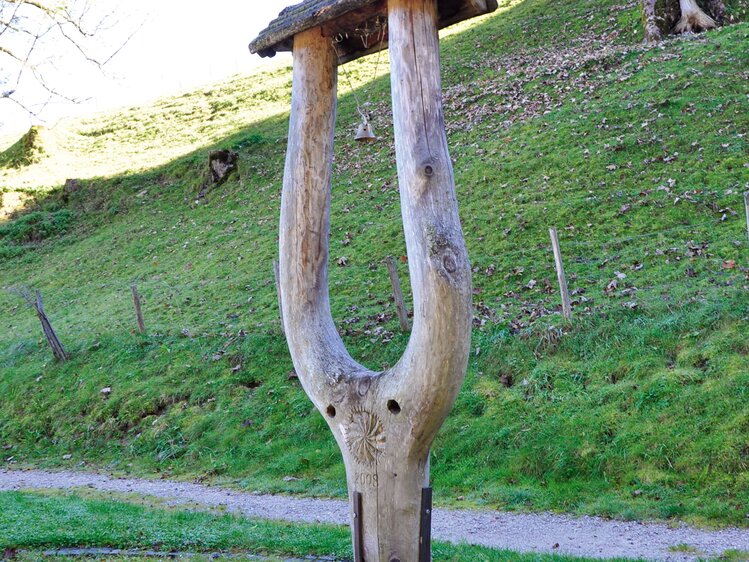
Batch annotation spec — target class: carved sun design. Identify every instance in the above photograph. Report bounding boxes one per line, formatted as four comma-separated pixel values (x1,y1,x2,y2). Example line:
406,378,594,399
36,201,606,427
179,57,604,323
344,407,385,466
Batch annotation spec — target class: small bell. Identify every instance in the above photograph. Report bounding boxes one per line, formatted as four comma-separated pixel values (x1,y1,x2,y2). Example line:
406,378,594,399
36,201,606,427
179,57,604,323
355,115,376,143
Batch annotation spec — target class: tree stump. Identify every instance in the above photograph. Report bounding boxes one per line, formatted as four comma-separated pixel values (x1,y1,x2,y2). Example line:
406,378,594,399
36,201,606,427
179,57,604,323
645,0,720,38
62,179,80,203
196,150,239,200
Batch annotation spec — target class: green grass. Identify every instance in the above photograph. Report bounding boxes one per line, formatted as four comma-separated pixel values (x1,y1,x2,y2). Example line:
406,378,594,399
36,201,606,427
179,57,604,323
668,543,703,554
720,551,749,562
1,0,748,529
0,126,44,170
0,490,643,562
0,209,73,244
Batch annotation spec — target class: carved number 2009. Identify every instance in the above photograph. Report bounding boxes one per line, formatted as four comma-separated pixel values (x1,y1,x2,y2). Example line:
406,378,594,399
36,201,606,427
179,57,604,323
355,472,378,487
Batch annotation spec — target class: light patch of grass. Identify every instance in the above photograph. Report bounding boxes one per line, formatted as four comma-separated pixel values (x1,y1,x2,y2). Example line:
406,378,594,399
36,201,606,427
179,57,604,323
667,543,703,554
0,126,45,169
719,551,749,562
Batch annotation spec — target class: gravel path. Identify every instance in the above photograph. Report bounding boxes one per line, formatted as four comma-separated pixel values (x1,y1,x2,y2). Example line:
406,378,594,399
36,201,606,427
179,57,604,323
2,469,748,561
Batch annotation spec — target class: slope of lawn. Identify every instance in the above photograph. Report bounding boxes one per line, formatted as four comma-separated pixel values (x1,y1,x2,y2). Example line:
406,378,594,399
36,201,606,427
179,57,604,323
1,0,748,527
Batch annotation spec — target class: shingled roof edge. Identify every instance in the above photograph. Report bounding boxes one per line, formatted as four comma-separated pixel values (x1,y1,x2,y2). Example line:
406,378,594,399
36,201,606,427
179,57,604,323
248,0,498,62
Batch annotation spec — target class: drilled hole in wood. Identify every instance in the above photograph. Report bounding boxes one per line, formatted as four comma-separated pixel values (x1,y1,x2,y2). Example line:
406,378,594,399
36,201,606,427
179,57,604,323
387,399,401,415
326,405,336,418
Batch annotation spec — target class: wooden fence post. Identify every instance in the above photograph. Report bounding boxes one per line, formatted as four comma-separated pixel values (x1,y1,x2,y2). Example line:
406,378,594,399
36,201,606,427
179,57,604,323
273,259,285,335
33,290,69,361
744,191,749,246
549,227,572,322
131,284,146,334
385,256,410,332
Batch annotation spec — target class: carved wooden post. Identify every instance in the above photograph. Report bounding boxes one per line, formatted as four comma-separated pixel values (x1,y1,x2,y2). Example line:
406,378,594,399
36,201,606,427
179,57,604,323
250,1,496,559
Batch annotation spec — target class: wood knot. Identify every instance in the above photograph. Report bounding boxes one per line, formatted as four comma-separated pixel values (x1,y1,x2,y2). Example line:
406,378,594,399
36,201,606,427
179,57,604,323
423,164,434,177
357,377,371,397
425,224,465,282
443,254,457,273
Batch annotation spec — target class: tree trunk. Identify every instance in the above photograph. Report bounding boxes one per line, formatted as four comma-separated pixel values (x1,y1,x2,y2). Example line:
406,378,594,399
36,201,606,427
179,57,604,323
705,0,726,23
279,0,472,559
642,0,662,42
674,0,716,32
654,0,684,35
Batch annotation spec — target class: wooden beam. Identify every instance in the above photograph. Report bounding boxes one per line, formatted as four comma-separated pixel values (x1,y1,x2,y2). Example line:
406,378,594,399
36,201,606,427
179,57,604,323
744,191,749,246
250,0,498,64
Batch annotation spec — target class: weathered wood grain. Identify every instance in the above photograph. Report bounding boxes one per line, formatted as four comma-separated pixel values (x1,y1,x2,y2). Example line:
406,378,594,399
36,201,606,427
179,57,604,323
278,0,471,559
249,0,498,64
549,227,572,322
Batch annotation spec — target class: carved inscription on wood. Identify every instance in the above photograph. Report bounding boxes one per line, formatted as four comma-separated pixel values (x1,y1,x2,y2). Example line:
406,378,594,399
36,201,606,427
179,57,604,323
344,407,385,466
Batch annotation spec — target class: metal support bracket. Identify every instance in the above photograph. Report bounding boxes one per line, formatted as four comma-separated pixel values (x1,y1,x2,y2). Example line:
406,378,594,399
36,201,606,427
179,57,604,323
419,487,433,562
353,491,364,562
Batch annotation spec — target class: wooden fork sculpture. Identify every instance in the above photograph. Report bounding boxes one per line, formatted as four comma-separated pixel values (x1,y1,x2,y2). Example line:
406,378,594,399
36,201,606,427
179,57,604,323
251,0,498,559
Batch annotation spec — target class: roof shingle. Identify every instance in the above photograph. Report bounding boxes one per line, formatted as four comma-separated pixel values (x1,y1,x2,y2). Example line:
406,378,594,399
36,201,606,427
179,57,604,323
249,0,498,64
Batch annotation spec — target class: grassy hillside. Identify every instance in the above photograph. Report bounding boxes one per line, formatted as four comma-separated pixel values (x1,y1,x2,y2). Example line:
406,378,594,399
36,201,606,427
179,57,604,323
1,0,749,527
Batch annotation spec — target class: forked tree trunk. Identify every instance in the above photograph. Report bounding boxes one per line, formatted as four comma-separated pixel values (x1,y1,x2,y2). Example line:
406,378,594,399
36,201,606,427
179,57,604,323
674,0,716,32
279,0,472,559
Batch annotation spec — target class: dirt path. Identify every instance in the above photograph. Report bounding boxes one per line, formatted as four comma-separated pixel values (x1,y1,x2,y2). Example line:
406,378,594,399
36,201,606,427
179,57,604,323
1,469,747,561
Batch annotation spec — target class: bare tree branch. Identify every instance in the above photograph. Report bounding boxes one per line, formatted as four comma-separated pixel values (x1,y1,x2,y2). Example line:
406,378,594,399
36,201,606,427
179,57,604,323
1,0,136,119
0,43,23,61
31,66,88,103
0,0,24,39
3,91,37,114
100,19,142,66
